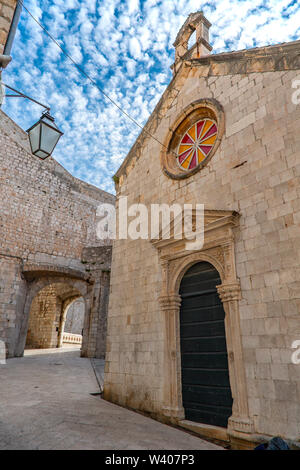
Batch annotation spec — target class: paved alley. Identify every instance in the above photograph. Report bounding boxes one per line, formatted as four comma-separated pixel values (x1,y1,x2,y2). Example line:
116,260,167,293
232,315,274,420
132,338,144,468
0,348,221,450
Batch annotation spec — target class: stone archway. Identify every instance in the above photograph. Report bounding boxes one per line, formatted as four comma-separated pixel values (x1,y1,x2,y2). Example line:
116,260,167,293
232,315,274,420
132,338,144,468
25,282,84,351
15,264,91,357
58,297,85,347
151,209,254,439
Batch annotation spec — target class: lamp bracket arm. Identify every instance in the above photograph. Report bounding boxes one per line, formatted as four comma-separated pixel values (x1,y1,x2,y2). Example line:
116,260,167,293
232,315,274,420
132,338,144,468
2,83,50,112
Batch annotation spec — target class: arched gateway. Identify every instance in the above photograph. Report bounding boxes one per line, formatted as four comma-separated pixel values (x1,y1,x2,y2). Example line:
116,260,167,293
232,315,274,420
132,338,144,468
179,262,233,427
9,255,111,359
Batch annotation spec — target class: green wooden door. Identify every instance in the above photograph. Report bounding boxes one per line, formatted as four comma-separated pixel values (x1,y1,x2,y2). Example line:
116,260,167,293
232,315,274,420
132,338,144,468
180,262,233,427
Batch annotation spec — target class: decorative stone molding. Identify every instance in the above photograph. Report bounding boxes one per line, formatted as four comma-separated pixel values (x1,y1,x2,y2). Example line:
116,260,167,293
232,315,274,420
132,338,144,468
151,209,254,435
158,294,181,311
158,293,185,420
228,416,254,434
160,98,225,180
186,39,300,76
217,282,242,302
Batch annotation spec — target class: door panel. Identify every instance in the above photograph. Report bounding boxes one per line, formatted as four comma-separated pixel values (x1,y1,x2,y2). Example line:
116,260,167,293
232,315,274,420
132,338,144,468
180,262,233,428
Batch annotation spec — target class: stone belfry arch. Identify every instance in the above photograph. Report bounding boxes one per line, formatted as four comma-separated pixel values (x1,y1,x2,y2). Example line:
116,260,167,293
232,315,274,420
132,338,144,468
172,11,212,75
151,210,254,440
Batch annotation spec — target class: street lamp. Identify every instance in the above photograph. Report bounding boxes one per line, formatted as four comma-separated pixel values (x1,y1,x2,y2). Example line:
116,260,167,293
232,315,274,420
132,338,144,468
1,82,63,159
27,111,64,160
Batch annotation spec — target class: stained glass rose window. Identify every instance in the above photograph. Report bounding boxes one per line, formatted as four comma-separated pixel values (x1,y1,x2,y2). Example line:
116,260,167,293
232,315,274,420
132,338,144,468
177,119,218,171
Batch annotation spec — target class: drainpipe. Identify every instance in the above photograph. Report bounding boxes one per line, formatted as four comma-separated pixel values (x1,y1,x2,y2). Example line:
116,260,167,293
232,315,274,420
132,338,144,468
0,0,23,69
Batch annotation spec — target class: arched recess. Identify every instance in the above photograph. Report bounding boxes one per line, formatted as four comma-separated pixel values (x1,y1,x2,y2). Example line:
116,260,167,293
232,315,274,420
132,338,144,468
151,209,254,439
15,265,91,357
59,297,86,347
25,282,83,350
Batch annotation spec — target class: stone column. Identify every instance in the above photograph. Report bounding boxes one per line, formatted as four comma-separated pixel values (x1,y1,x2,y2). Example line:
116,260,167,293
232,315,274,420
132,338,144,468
217,282,254,435
159,293,185,421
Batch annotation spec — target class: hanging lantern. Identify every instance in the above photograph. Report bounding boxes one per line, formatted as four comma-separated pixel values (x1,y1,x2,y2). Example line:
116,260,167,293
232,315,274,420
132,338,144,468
27,111,63,159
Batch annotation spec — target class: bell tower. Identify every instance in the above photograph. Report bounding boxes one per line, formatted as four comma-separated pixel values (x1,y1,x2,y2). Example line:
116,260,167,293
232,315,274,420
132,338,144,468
172,11,212,75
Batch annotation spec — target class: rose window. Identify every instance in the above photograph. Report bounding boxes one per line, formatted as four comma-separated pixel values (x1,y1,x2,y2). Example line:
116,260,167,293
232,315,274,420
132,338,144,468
177,119,218,171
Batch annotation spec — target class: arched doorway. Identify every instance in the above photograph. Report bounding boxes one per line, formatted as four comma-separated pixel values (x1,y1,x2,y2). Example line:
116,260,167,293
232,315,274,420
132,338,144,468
61,297,85,347
13,263,110,360
25,282,84,350
179,261,233,428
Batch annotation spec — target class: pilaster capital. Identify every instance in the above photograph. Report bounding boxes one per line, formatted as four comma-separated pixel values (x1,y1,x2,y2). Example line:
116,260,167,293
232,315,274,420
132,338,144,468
216,282,241,302
158,294,182,311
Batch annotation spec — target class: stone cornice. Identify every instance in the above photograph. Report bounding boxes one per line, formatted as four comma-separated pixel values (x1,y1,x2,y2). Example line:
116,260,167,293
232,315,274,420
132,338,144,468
186,39,300,76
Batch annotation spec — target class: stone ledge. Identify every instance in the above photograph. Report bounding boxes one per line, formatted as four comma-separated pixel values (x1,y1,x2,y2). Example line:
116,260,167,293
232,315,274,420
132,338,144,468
22,263,91,282
178,420,229,442
187,39,300,76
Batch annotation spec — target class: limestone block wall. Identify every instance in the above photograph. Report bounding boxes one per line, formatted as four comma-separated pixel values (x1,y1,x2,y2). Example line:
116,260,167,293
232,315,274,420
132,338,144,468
0,109,115,357
81,246,112,359
104,55,300,440
0,256,27,354
0,0,17,54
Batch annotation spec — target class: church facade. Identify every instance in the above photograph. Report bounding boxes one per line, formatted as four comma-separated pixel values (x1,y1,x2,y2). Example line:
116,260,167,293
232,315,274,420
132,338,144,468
103,12,300,446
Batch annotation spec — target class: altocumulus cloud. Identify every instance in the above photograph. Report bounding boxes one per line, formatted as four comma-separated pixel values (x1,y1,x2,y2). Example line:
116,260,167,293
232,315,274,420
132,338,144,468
2,0,300,193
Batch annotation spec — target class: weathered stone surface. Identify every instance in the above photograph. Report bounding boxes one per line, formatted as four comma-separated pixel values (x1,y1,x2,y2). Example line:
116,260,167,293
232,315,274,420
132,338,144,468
0,109,115,358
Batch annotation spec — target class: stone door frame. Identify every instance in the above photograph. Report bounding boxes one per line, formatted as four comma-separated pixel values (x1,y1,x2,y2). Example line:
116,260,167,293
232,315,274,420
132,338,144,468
151,209,254,436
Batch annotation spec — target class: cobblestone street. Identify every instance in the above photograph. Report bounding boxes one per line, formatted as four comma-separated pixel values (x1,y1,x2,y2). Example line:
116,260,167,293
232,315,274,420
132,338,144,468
0,348,221,450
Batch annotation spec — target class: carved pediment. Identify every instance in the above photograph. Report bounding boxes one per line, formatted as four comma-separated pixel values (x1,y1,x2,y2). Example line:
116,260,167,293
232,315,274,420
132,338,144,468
151,209,240,255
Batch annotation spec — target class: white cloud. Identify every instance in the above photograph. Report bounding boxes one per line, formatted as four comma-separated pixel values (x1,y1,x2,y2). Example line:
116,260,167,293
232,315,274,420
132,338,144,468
129,37,142,59
128,0,140,15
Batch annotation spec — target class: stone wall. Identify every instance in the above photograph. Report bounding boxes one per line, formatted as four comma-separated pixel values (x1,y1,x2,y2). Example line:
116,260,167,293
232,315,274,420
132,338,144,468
81,246,112,359
0,109,115,357
26,285,61,349
104,43,300,441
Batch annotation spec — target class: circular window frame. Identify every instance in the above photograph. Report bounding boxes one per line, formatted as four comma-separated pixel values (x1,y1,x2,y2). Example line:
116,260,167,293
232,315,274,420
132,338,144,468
161,98,225,180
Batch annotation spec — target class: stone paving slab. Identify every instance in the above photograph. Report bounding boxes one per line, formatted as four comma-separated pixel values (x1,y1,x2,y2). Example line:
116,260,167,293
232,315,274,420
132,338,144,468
0,348,222,450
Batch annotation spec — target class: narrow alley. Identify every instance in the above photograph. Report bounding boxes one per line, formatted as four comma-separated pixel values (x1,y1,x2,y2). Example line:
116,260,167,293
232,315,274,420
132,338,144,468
0,348,221,450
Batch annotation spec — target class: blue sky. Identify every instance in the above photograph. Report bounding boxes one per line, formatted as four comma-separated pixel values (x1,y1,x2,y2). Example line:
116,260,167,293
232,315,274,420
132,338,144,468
2,0,300,194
